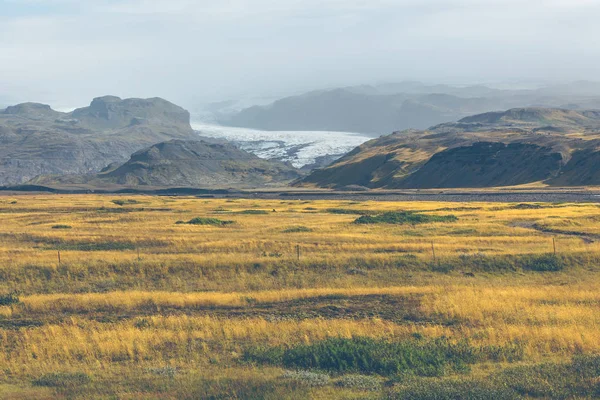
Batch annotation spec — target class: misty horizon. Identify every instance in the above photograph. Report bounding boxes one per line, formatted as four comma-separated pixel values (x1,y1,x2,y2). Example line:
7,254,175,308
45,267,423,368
2,0,600,110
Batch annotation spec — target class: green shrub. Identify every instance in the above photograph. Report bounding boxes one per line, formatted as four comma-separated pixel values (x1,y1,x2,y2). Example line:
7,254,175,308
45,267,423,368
0,292,20,306
33,372,92,388
238,210,270,215
283,226,313,233
354,212,458,225
51,224,72,229
510,203,544,210
111,199,140,206
522,254,564,272
182,217,234,226
244,337,482,377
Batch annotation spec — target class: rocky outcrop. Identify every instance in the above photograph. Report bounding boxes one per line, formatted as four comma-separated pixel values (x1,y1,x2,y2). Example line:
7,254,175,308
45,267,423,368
35,140,301,188
0,96,197,185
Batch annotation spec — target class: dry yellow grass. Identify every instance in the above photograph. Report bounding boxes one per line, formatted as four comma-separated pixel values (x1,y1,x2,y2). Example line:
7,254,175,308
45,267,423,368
2,194,600,398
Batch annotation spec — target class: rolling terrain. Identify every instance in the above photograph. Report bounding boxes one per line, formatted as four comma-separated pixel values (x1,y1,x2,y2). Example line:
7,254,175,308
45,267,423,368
32,139,301,188
300,108,600,189
2,195,600,398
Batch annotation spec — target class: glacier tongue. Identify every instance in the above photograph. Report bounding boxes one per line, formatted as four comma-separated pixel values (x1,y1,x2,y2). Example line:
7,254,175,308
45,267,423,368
192,122,372,168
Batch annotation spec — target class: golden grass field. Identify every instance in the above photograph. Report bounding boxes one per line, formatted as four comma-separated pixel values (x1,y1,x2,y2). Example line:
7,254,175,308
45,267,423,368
2,194,600,399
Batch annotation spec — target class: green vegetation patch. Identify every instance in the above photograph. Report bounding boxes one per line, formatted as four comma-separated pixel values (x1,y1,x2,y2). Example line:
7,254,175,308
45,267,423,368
177,217,235,226
354,211,458,225
51,241,137,251
238,210,270,215
0,292,20,306
51,224,72,230
33,372,92,388
510,203,545,210
522,254,565,272
244,337,520,377
391,354,600,400
111,199,141,206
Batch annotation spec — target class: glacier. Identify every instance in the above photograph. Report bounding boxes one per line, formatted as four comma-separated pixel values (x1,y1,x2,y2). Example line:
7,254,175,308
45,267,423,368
192,122,373,169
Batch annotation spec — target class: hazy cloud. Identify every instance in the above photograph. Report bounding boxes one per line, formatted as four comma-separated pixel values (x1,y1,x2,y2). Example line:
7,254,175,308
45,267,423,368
1,0,599,109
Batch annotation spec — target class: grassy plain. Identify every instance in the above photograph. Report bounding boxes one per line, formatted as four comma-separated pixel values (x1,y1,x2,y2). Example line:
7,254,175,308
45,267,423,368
1,195,600,398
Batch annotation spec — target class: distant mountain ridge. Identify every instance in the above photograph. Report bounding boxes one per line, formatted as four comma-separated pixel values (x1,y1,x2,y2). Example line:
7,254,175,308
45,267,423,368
0,96,197,185
299,108,600,188
218,81,600,135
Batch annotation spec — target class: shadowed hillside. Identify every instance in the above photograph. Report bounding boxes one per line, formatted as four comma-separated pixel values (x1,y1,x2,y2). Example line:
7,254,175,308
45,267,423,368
33,140,301,188
299,108,600,188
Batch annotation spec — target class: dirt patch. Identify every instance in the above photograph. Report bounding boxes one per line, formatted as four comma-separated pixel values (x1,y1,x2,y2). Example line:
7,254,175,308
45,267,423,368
7,294,450,327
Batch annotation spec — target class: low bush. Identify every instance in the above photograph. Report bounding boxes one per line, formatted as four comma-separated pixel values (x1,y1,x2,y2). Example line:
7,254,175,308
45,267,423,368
522,254,564,272
180,217,235,226
0,292,20,306
51,224,72,229
244,337,493,377
238,210,270,215
111,199,140,206
354,212,458,225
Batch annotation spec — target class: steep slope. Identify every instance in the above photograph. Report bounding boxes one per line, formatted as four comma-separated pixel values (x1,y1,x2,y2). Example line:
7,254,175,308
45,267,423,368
35,140,301,188
549,149,600,186
0,96,197,185
300,108,600,188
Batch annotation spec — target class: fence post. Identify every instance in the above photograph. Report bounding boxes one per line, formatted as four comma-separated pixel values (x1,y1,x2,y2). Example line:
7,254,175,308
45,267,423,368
553,237,557,256
296,245,300,261
58,250,61,266
431,241,436,264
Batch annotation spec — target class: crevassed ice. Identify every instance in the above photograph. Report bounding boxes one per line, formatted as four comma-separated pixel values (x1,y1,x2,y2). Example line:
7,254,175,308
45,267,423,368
192,122,372,168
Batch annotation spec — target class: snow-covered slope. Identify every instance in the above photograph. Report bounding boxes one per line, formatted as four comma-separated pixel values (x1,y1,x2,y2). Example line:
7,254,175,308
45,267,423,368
192,122,372,169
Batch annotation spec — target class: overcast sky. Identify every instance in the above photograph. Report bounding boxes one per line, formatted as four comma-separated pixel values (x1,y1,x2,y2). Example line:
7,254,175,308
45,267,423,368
1,0,599,109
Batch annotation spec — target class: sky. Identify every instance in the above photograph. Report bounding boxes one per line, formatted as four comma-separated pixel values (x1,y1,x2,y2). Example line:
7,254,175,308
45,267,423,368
1,0,600,109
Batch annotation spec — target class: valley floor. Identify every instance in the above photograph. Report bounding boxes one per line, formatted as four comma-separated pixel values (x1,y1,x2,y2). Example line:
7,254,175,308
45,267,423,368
1,195,600,398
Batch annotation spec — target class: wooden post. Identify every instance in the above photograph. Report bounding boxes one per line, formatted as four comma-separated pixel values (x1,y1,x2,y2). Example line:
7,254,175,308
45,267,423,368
431,241,436,264
58,250,61,265
553,237,557,256
296,245,300,261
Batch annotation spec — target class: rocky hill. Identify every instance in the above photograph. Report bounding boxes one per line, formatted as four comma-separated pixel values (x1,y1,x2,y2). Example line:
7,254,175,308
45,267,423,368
33,140,301,188
0,96,197,186
299,108,600,188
